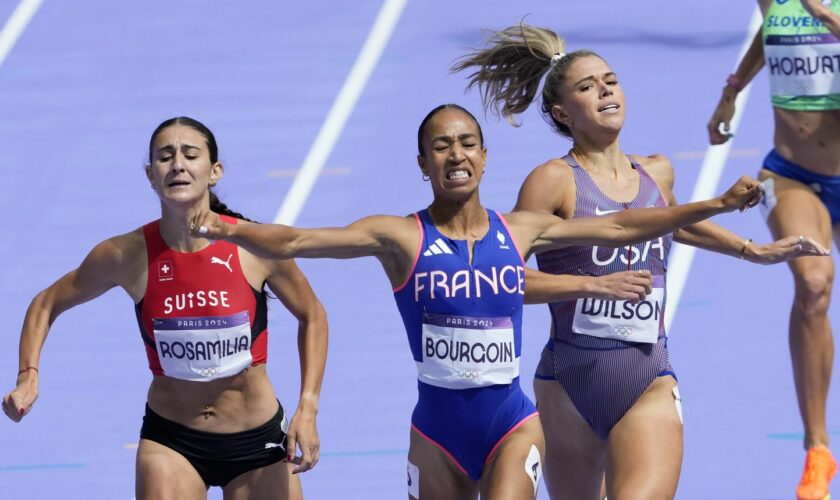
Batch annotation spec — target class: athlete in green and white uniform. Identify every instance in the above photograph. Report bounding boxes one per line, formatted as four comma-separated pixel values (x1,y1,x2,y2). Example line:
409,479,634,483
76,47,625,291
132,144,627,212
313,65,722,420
765,0,840,109
708,1,840,499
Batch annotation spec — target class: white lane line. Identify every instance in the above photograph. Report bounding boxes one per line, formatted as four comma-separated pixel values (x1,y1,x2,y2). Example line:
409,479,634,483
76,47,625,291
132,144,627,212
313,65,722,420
273,0,407,225
0,0,43,70
268,167,352,178
665,6,763,333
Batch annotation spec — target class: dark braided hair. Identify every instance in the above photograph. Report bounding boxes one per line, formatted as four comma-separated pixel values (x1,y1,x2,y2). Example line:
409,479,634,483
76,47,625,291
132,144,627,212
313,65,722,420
149,116,255,222
208,191,253,222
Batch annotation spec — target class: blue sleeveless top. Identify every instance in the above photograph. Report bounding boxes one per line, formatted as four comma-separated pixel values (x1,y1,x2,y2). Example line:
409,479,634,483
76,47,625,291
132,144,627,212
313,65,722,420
393,208,525,389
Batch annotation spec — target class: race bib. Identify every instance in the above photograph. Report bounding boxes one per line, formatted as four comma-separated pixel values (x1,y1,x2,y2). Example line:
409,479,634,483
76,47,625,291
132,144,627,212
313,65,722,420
765,39,840,97
153,311,253,381
572,288,664,344
418,313,519,389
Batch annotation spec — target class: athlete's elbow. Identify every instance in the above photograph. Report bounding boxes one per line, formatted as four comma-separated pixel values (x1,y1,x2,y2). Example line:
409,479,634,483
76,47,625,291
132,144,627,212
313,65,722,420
31,289,60,325
299,299,328,331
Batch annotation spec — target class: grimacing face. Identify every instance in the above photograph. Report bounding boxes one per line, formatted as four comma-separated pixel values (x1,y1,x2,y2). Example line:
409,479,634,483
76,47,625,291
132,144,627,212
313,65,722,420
146,124,223,206
551,55,626,138
417,108,487,201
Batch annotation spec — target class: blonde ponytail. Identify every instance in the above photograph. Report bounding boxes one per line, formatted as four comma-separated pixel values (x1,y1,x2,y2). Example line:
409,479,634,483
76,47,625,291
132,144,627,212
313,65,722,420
452,22,600,137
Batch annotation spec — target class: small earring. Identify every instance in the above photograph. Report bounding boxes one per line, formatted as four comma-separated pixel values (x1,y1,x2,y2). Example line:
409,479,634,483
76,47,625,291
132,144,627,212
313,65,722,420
422,174,430,181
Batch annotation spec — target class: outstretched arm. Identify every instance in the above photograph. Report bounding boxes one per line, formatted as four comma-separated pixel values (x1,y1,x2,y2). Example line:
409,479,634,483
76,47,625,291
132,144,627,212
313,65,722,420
264,259,328,474
2,238,128,422
524,268,652,304
511,175,765,256
676,222,828,263
514,162,654,304
191,213,420,287
191,213,411,260
641,153,830,262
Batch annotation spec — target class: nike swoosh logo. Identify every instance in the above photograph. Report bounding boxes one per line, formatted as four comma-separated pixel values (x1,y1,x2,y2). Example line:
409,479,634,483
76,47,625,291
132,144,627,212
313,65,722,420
594,207,619,216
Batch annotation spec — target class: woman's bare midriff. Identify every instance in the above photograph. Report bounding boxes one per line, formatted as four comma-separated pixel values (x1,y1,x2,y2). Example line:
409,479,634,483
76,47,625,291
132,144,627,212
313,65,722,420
773,107,840,175
146,364,280,433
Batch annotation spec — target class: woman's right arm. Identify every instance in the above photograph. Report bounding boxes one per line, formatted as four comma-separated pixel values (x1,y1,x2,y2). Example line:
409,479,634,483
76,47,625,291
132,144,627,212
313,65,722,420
2,239,127,422
708,3,768,144
191,214,410,261
510,175,765,256
192,213,420,287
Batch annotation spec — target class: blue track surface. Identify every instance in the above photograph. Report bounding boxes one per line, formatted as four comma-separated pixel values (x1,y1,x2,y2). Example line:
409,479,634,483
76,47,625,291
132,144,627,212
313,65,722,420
1,1,837,498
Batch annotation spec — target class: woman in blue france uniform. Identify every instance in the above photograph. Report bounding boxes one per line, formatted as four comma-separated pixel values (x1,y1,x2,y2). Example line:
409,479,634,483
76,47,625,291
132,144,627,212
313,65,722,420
192,103,771,499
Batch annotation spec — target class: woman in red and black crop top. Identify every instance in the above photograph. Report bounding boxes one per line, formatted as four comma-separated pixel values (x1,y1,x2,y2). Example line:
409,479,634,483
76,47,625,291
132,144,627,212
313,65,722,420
2,116,327,499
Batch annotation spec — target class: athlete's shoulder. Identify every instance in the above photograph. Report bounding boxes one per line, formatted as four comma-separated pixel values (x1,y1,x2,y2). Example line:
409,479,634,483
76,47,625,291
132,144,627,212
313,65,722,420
515,157,575,213
357,214,419,233
73,227,147,291
631,153,672,171
502,209,556,228
528,157,575,182
632,153,674,190
92,227,146,266
341,214,421,258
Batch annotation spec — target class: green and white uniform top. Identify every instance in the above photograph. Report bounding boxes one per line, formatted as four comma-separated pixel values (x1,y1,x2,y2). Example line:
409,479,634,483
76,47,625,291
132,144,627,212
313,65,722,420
763,0,840,110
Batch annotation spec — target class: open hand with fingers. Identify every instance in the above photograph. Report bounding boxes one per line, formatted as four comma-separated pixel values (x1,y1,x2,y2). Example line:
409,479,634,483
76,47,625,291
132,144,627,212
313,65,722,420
719,175,764,213
591,270,653,303
2,369,39,423
285,405,320,474
743,235,831,264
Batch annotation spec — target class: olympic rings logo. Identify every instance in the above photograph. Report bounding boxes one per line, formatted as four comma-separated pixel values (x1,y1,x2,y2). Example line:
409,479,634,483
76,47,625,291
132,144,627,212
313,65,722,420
455,369,480,380
200,368,218,377
612,326,633,337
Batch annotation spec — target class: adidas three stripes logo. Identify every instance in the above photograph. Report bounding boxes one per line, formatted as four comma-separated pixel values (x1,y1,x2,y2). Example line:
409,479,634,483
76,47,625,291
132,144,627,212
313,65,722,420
423,238,453,256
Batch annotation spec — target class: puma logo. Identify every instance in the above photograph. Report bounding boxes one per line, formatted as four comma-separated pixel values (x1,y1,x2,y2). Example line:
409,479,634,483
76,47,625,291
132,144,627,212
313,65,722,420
532,462,539,482
211,254,233,272
264,442,285,450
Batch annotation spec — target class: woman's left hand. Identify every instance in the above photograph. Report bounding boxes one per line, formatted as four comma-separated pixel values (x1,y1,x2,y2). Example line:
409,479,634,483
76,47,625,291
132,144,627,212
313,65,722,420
285,406,320,474
746,235,830,264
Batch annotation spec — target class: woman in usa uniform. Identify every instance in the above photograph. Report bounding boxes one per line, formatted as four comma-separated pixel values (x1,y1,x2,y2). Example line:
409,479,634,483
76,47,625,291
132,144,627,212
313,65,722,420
451,22,828,500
